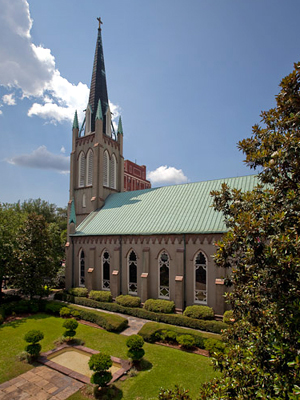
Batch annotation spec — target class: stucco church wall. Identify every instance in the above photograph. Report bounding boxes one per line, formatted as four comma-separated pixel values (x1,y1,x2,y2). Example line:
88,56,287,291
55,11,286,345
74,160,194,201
66,233,227,314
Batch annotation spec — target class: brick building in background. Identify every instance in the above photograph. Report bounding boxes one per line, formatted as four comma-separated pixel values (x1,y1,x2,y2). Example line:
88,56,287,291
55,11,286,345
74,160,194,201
124,160,151,192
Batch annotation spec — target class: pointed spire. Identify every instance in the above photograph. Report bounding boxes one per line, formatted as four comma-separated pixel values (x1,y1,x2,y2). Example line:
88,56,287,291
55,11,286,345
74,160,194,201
69,198,76,225
72,110,79,130
88,18,109,133
95,99,103,120
117,116,123,135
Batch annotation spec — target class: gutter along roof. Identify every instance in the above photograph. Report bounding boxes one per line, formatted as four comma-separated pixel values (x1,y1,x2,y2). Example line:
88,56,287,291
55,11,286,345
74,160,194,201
74,175,258,237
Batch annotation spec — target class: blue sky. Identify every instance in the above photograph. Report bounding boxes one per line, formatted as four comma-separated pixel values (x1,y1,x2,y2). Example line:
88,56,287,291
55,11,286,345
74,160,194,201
1,0,300,207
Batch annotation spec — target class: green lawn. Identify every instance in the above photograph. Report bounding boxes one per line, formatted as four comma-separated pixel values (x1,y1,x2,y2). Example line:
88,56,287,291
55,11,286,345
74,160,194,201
0,314,219,399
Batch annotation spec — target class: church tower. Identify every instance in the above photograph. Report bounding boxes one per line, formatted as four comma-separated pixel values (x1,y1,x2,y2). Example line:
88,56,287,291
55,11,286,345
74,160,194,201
68,18,124,229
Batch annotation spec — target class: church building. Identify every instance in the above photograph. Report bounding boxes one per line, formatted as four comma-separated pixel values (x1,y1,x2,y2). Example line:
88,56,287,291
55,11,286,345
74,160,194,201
65,19,257,314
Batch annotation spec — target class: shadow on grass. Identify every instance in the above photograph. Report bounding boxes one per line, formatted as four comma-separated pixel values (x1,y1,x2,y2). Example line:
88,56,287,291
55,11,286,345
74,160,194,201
0,312,56,329
135,358,152,371
92,384,123,399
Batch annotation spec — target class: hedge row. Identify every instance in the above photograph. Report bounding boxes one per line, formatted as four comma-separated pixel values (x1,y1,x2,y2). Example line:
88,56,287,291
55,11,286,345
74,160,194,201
54,292,227,334
0,299,128,333
138,322,207,347
45,301,128,332
138,322,225,354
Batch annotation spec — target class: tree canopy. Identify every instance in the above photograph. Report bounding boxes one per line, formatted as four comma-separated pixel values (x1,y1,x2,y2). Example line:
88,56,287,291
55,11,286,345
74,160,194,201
0,199,67,301
199,62,300,398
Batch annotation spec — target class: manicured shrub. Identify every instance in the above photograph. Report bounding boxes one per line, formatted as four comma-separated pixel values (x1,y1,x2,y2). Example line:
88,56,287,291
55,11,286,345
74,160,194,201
204,338,225,356
126,334,145,362
223,309,235,324
24,330,44,359
89,290,112,303
68,306,128,332
62,318,78,340
183,305,214,320
159,330,177,343
52,294,226,334
89,353,112,388
71,310,81,319
158,385,192,399
144,299,175,314
177,334,195,349
116,294,141,308
59,307,71,318
68,287,88,297
139,322,206,349
24,330,44,344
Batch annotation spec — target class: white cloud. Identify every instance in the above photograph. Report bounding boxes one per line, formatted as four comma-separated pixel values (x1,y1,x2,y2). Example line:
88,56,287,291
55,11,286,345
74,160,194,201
7,145,70,173
60,146,66,154
2,93,16,105
147,165,189,186
0,109,2,115
0,0,119,126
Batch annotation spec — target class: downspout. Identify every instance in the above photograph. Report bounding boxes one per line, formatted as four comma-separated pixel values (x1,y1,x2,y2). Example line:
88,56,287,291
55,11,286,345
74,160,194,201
119,235,122,294
183,234,186,310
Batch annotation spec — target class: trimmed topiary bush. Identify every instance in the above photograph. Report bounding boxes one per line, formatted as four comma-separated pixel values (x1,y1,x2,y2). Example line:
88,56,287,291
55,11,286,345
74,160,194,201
68,287,88,297
89,290,112,303
116,294,141,308
177,334,196,349
183,305,214,320
89,353,112,389
204,338,225,356
24,330,44,359
159,330,177,343
223,309,235,324
126,334,145,363
62,318,78,341
59,307,71,318
144,299,175,314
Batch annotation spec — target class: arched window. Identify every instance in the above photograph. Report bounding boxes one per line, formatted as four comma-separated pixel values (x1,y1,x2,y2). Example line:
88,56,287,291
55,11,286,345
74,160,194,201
79,249,85,287
78,152,85,187
110,154,116,189
102,250,110,290
194,252,207,303
128,250,137,294
103,150,109,187
159,251,170,299
86,149,93,186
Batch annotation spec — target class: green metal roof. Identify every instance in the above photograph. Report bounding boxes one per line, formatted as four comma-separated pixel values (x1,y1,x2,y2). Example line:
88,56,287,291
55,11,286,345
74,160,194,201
74,175,258,236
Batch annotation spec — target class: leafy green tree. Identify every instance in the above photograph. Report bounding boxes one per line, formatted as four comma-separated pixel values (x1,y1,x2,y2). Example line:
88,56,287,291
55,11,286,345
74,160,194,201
0,204,26,302
199,62,300,399
13,213,60,299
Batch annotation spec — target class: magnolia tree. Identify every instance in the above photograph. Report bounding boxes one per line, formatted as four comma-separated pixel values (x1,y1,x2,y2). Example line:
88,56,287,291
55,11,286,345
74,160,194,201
198,62,300,399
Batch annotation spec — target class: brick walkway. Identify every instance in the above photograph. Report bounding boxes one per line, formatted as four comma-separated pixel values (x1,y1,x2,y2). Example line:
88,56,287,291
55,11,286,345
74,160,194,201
0,366,84,400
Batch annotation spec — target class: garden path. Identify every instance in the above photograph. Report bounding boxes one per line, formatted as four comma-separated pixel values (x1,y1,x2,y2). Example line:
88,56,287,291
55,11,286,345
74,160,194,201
0,365,83,400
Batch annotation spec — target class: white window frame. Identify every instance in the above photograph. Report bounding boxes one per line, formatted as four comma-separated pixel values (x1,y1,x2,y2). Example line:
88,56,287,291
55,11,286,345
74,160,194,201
102,249,110,291
128,250,138,295
158,250,170,299
79,249,85,287
194,251,207,304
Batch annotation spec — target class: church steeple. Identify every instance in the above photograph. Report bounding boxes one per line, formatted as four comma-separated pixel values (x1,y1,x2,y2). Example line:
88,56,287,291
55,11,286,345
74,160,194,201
88,17,109,133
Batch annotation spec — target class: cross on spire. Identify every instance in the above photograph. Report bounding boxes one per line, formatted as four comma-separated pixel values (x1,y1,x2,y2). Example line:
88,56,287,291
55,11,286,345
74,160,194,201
97,17,103,30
